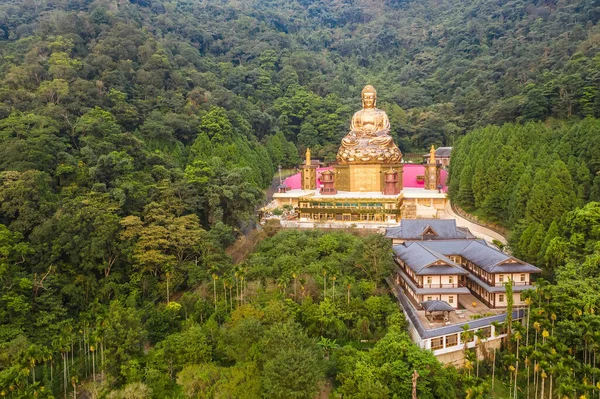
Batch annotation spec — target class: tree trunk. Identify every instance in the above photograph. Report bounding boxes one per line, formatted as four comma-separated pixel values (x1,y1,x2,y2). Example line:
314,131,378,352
92,347,96,383
514,342,519,399
534,362,538,399
213,278,217,311
63,352,67,399
332,279,335,300
412,370,419,399
101,340,105,381
527,361,530,399
492,349,496,391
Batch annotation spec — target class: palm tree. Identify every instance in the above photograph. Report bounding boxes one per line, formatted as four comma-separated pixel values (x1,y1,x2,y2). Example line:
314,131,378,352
461,324,474,370
165,270,172,304
331,275,336,301
212,273,218,311
25,344,42,385
71,375,78,399
39,345,53,383
317,337,339,361
513,330,523,399
533,321,541,398
525,297,532,347
292,271,298,301
540,369,547,399
491,321,502,391
345,276,355,305
90,343,96,383
474,329,486,378
322,269,327,299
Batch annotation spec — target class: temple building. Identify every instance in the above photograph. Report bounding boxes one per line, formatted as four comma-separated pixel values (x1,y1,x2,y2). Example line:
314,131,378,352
422,146,453,167
272,86,446,226
385,219,541,365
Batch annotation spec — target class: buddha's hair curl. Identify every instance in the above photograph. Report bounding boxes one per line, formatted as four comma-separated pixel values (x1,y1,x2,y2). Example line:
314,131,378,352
361,85,376,96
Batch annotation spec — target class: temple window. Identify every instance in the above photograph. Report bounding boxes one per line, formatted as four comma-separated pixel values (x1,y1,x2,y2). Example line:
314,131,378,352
520,273,526,282
499,294,505,303
426,276,432,284
431,337,444,350
499,274,504,283
445,334,458,347
448,276,454,284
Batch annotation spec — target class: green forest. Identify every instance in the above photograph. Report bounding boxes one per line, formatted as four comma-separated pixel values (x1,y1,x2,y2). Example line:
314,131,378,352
0,0,599,397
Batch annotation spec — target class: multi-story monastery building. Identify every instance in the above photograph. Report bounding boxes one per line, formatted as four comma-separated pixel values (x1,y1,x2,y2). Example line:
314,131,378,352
386,219,541,365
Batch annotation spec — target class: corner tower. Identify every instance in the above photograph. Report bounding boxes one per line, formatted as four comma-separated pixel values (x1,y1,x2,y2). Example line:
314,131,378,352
424,145,440,190
301,148,317,190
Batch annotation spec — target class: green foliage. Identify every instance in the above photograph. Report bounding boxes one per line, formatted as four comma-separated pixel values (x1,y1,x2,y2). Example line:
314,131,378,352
335,327,459,398
449,119,599,265
1,0,597,396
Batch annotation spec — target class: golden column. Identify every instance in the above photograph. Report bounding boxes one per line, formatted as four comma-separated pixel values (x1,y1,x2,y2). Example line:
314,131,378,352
425,145,440,190
301,148,317,190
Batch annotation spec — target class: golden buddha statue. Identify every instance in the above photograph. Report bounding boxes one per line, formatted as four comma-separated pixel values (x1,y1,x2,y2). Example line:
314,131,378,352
337,85,402,164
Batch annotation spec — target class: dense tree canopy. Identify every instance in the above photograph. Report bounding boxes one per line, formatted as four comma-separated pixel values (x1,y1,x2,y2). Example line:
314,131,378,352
0,0,599,397
448,118,600,267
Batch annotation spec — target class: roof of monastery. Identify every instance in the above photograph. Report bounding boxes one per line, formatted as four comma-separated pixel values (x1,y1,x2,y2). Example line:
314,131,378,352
416,239,487,254
422,147,453,158
458,240,541,274
388,219,541,275
385,219,476,240
392,242,469,276
435,147,453,157
282,164,448,191
393,239,541,275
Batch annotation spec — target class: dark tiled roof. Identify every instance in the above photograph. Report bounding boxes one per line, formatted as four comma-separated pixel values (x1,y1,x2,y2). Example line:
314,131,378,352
385,219,476,240
436,147,453,157
410,239,541,275
418,239,488,255
467,274,536,293
422,147,452,158
421,300,454,312
393,242,469,275
459,241,541,274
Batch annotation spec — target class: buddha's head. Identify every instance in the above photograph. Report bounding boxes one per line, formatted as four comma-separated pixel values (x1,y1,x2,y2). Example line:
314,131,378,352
361,85,377,108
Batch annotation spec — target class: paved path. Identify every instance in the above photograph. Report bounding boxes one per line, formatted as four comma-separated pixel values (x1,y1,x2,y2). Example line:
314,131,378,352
444,200,508,245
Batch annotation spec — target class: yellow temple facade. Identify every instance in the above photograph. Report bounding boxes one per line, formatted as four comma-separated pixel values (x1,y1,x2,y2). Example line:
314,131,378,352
272,85,446,226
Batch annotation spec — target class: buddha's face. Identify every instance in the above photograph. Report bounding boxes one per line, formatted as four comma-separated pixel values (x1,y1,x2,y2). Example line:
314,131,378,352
362,91,376,108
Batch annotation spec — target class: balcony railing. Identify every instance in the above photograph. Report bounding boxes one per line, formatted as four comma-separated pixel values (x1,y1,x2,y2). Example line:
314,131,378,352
419,282,465,289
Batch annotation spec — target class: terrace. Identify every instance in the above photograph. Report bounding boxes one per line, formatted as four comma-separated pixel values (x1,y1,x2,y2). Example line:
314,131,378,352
387,277,522,339
416,293,504,330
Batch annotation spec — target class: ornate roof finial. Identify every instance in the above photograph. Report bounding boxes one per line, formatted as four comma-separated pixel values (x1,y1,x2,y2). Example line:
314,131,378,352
305,147,311,166
429,145,436,164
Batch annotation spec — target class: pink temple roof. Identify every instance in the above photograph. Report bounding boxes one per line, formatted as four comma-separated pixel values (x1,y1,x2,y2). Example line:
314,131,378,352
284,164,447,191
